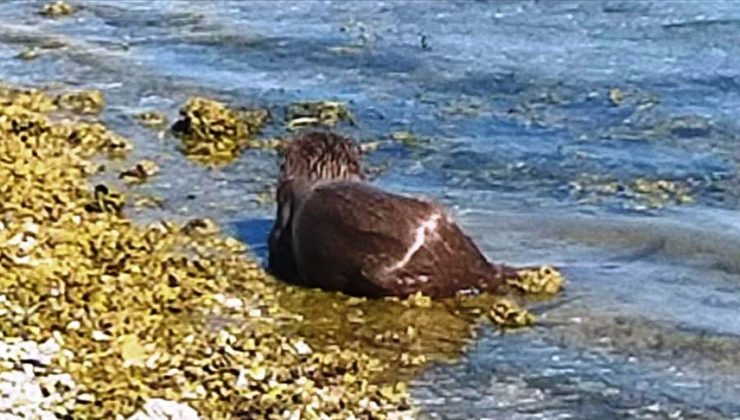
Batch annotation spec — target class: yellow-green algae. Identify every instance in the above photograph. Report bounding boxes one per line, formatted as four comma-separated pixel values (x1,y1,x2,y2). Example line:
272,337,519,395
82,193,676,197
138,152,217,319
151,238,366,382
55,89,105,115
135,111,167,129
171,97,268,165
509,266,564,295
40,1,75,18
0,84,413,418
608,87,624,106
119,160,160,184
286,101,354,131
16,47,41,61
568,174,695,210
0,82,564,418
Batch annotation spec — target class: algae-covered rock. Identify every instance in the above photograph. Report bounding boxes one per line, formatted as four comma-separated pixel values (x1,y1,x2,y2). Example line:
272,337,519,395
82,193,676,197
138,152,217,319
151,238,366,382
391,130,420,147
16,47,41,61
245,137,283,151
568,175,695,210
0,85,57,113
55,89,105,115
488,298,536,329
0,83,413,419
172,97,268,164
136,111,167,128
237,107,270,133
609,87,624,106
40,0,75,17
509,265,564,295
286,100,354,130
120,160,160,184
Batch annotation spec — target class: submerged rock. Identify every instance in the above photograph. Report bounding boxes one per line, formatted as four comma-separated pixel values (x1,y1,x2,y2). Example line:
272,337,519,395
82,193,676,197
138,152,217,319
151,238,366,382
40,1,75,18
509,265,564,295
488,298,536,329
16,47,41,61
286,100,354,131
120,160,160,184
568,175,696,210
54,90,104,115
136,111,168,128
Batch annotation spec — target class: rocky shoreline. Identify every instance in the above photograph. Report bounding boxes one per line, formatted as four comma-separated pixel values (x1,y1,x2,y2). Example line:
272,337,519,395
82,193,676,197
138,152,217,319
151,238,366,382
0,84,415,419
0,78,562,418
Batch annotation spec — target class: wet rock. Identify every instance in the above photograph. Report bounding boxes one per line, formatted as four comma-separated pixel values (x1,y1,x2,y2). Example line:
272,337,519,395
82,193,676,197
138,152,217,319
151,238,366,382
245,137,283,151
181,218,219,237
84,184,125,214
132,195,165,209
16,47,41,61
136,111,167,128
0,337,77,419
0,85,57,113
488,298,536,329
286,100,354,131
609,87,624,106
172,97,267,164
568,175,696,210
40,1,75,18
0,82,412,418
120,160,160,184
509,265,564,295
54,90,105,115
128,399,199,420
390,130,420,147
237,107,270,134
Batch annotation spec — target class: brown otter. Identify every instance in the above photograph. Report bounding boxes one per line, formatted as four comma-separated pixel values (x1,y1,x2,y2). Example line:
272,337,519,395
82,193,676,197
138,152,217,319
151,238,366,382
267,131,522,298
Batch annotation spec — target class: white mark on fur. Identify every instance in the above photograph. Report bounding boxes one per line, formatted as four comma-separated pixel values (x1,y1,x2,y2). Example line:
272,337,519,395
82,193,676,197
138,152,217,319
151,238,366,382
386,213,440,273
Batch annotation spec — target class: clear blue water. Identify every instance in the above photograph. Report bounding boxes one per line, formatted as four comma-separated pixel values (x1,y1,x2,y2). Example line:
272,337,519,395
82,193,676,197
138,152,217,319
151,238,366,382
2,1,740,418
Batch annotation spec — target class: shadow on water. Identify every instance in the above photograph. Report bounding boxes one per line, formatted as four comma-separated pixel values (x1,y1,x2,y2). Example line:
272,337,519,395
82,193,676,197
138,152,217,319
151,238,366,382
228,218,273,264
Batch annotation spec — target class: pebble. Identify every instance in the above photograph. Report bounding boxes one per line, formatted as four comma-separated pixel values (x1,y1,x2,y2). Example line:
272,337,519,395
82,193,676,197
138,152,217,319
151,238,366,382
128,399,200,420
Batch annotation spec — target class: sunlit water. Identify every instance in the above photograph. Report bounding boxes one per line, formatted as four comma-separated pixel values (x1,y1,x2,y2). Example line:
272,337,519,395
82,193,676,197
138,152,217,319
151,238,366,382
2,1,739,418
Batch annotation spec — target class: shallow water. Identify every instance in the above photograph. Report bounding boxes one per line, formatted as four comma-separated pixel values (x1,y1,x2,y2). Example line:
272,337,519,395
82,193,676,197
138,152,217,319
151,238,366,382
2,0,740,418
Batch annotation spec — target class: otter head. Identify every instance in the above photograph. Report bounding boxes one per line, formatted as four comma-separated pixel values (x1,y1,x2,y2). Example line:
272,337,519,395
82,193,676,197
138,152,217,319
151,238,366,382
279,131,363,185
268,131,363,284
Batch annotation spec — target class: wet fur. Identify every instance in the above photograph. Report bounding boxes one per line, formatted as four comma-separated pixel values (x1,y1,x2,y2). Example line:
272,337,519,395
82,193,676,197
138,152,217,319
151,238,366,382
268,131,516,297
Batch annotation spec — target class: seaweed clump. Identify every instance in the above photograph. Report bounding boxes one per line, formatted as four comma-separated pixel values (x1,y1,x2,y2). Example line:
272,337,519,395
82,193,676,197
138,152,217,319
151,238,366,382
286,100,354,131
0,85,57,113
16,47,41,61
135,111,167,128
0,84,412,418
0,86,106,117
119,160,160,184
172,97,268,164
488,299,536,329
40,1,75,17
55,89,105,115
568,175,695,210
509,265,564,295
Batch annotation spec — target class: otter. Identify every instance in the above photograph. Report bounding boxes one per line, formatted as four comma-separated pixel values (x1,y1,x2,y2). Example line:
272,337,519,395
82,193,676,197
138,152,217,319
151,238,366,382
267,131,524,298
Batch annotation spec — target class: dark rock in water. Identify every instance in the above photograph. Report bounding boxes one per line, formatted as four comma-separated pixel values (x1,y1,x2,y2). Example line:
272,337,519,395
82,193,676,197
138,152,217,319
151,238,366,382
268,131,519,298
